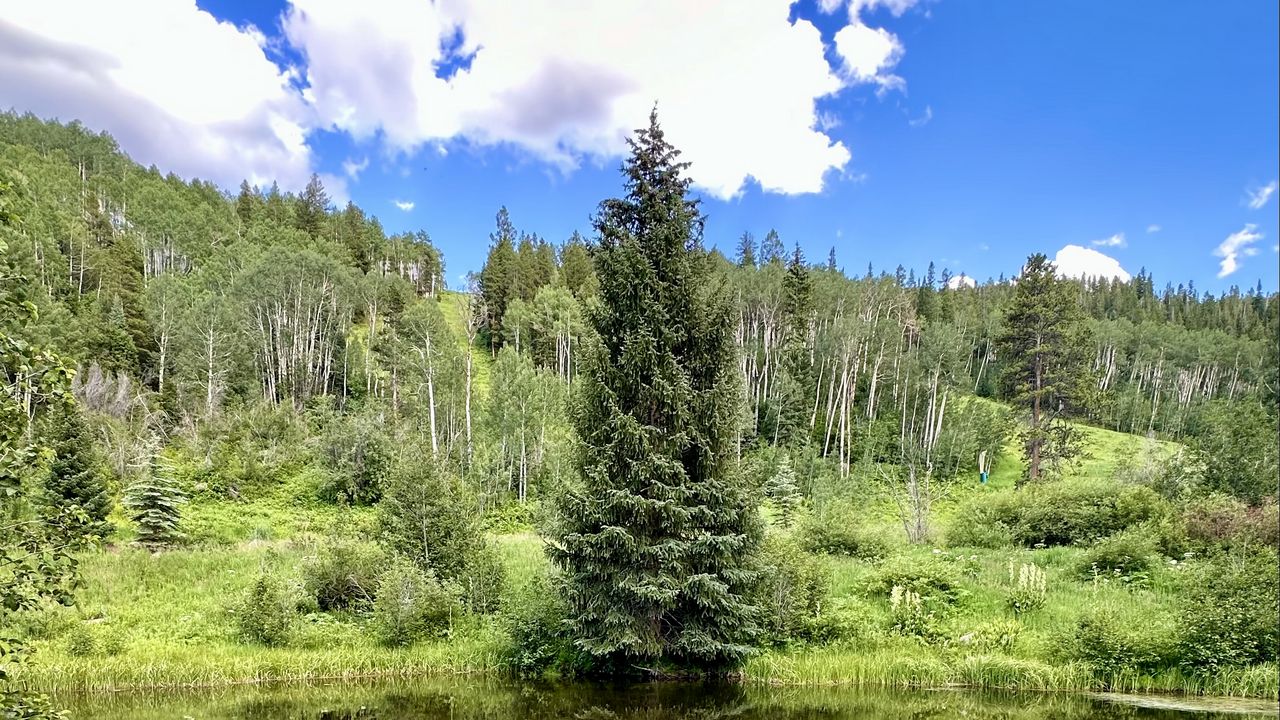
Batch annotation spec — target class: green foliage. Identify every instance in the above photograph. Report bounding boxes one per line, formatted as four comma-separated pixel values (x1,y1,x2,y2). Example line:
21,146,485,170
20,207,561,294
122,458,186,549
233,574,294,647
947,481,1168,548
1191,400,1279,504
457,542,505,615
62,624,97,658
887,586,942,640
1062,609,1170,678
378,461,480,582
317,406,392,505
796,507,891,560
371,558,460,647
1077,529,1157,587
1176,550,1279,673
998,253,1094,482
761,453,803,528
871,555,964,606
552,111,761,672
752,536,828,646
42,406,111,540
498,573,585,678
964,618,1022,653
1006,562,1047,614
1180,494,1278,553
301,534,384,611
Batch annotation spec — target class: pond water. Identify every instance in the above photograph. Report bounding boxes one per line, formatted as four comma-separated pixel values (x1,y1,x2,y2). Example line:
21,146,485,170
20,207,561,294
56,678,1278,720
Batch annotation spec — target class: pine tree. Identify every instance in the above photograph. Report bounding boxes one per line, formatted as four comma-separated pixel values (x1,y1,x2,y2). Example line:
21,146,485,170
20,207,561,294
235,180,256,226
44,406,111,539
479,208,518,348
551,110,761,672
761,229,784,266
735,231,756,268
997,253,1094,482
295,173,329,239
762,452,802,529
124,456,186,549
559,232,597,299
826,247,837,272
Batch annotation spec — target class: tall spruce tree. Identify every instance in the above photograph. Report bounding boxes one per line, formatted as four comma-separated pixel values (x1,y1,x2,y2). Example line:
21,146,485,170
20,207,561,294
124,456,186,549
551,110,761,673
997,253,1093,482
45,406,111,539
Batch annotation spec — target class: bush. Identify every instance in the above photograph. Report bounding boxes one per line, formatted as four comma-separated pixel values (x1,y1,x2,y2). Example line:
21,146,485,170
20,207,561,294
379,462,480,582
946,481,1168,549
1181,494,1279,553
234,574,294,646
870,555,964,605
962,618,1022,653
317,407,392,505
64,624,97,657
499,574,586,678
1076,529,1157,587
1063,609,1169,678
1176,550,1279,673
458,542,506,615
797,507,891,560
301,534,385,611
753,536,828,646
371,558,461,647
806,599,881,646
1006,562,1047,614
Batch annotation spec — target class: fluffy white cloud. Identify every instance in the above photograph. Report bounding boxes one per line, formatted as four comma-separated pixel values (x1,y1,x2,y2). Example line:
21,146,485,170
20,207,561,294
1091,232,1126,248
393,199,415,211
3,0,922,200
0,0,328,195
1054,245,1131,282
1215,224,1263,278
945,273,976,289
1246,180,1277,210
284,0,871,198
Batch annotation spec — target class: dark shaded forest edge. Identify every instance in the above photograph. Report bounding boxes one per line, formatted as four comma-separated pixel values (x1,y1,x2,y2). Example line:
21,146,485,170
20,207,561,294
1,111,1276,715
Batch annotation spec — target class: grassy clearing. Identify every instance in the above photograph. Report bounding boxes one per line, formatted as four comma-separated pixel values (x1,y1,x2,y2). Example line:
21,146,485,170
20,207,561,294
11,419,1274,701
438,290,494,399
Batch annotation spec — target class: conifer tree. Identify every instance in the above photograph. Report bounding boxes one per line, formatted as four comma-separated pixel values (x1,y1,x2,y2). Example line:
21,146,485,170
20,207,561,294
997,253,1093,482
559,232,597,299
45,406,111,539
479,208,518,348
735,231,756,268
235,180,256,225
761,229,784,266
763,452,802,528
124,456,186,549
552,110,760,673
296,173,329,239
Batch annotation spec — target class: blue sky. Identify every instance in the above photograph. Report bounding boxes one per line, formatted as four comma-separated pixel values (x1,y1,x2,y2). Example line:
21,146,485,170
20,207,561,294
2,1,1276,291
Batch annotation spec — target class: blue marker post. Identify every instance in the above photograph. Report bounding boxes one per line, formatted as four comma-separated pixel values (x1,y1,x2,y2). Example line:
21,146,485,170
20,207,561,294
978,450,990,485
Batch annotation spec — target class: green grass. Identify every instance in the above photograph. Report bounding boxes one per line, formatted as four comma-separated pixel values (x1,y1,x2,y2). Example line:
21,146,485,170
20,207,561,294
438,290,494,399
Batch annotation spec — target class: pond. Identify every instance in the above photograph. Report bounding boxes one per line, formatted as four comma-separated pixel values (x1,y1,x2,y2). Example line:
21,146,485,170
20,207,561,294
55,678,1279,720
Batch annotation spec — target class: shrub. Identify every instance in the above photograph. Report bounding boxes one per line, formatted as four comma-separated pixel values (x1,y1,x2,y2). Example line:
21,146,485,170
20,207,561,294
234,574,294,646
64,624,97,657
458,542,506,615
1182,494,1279,553
1077,529,1157,587
378,462,480,582
797,507,891,560
806,599,881,646
499,574,586,678
871,554,964,605
371,558,461,647
301,534,385,611
317,407,392,505
946,481,1168,549
1006,562,1047,614
1063,609,1169,678
753,535,828,646
1176,550,1279,673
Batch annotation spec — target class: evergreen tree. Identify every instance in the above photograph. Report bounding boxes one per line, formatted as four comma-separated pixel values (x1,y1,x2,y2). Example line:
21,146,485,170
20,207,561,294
559,232,597,299
997,253,1093,482
552,110,761,672
761,229,784,266
479,208,518,348
124,457,186,549
826,247,837,272
295,173,329,239
762,452,802,529
379,462,480,581
44,406,111,539
735,231,756,268
235,180,256,226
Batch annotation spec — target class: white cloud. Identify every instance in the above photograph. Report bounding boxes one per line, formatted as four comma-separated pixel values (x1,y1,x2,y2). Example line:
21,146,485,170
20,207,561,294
342,156,369,179
284,0,869,199
3,0,924,201
1091,232,1126,248
1246,180,1277,210
1054,245,1132,282
1146,224,1161,233
0,0,329,195
1215,224,1263,278
908,105,932,127
393,199,415,211
945,273,976,289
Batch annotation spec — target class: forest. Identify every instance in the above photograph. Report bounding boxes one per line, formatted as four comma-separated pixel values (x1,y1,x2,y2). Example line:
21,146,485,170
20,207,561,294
1,110,1276,716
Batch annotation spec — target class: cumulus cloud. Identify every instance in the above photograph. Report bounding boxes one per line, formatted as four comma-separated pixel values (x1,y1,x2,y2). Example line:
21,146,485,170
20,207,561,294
1215,224,1263,278
1091,232,1126,248
0,0,323,194
1245,180,1277,210
283,0,872,198
1053,245,1132,282
945,273,976,289
2,0,924,200
393,199,415,211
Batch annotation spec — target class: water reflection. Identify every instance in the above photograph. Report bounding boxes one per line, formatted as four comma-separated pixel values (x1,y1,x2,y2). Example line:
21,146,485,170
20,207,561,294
59,678,1275,719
